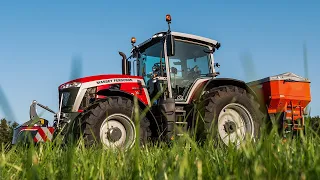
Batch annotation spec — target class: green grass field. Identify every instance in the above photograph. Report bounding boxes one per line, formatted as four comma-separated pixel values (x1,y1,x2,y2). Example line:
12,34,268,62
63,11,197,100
1,122,320,180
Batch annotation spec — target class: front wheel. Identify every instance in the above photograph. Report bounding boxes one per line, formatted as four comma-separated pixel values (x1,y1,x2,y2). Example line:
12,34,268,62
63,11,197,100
198,85,265,147
71,96,152,150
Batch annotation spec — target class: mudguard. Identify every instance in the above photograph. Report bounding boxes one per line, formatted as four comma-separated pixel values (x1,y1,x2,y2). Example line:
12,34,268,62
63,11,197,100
201,78,266,108
96,88,158,122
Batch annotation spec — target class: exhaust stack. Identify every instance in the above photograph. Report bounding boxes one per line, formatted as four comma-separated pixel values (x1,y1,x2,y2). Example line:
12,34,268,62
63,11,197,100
119,51,130,75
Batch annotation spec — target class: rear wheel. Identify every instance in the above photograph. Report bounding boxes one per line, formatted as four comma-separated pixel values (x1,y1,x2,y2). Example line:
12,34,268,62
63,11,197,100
72,96,152,150
198,85,265,147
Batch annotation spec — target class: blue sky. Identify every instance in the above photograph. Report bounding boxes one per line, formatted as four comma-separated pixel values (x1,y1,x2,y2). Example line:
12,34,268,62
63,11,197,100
0,0,319,124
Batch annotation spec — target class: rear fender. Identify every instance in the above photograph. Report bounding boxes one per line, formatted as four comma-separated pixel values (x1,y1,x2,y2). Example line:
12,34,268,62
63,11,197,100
200,78,267,111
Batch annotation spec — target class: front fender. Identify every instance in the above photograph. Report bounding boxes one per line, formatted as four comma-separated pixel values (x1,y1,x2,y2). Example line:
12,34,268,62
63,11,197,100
96,88,162,137
96,89,157,122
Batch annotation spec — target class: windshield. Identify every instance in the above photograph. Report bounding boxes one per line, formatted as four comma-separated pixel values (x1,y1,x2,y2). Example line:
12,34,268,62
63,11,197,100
137,40,165,83
168,39,212,99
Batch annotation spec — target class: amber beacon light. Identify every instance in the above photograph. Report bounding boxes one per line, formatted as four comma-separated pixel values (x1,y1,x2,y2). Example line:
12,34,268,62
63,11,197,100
131,37,136,44
166,14,171,23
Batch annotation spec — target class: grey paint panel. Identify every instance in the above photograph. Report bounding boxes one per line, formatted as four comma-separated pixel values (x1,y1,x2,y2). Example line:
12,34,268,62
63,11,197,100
171,31,219,46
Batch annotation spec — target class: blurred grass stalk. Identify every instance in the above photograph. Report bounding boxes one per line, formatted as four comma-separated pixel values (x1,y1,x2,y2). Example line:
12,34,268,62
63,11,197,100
240,51,258,83
303,42,311,116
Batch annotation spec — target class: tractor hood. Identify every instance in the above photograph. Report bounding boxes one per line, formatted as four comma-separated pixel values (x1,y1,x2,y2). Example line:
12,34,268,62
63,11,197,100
58,74,143,90
57,73,150,113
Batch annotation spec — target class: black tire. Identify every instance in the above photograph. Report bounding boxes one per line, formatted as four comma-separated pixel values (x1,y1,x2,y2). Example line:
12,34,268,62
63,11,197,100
197,85,266,147
70,96,152,149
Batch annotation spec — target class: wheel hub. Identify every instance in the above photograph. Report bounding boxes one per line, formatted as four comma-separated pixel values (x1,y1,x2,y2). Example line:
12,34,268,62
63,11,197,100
106,127,122,142
223,121,237,134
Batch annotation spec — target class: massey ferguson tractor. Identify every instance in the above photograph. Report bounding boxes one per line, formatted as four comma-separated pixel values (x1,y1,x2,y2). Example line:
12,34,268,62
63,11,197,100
11,14,311,149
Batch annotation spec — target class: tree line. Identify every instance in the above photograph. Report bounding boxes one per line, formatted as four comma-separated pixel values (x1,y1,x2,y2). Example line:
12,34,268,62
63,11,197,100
0,118,19,145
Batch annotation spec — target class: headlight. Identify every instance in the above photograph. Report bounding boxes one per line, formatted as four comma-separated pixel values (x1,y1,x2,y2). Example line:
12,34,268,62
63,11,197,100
60,82,82,89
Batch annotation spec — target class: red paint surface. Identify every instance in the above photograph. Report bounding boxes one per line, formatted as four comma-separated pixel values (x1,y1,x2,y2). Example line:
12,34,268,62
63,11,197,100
59,74,150,106
59,74,143,88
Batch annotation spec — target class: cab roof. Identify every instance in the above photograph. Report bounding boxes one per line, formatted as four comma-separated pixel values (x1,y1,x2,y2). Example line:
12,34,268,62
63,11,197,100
136,31,221,51
171,31,219,47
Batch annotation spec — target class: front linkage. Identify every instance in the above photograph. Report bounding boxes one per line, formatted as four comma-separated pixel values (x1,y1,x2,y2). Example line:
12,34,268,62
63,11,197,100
11,99,71,145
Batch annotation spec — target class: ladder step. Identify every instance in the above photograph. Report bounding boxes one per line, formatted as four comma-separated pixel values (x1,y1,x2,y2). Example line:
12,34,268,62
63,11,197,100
175,109,186,113
175,122,187,124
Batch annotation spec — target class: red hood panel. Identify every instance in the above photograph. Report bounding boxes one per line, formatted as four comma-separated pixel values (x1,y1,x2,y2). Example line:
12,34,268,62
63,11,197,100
59,74,143,88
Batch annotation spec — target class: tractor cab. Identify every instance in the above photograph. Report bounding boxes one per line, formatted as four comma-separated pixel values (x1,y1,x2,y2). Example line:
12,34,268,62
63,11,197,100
123,15,221,104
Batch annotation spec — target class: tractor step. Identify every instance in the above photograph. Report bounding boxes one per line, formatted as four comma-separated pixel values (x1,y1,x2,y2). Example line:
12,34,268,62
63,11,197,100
175,122,188,125
174,108,188,137
174,121,188,135
175,109,186,113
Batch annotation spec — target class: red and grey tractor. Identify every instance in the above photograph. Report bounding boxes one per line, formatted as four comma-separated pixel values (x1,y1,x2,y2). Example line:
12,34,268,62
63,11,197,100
11,14,311,149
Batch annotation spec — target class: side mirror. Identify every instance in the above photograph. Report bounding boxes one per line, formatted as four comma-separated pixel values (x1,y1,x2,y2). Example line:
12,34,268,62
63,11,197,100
166,34,175,56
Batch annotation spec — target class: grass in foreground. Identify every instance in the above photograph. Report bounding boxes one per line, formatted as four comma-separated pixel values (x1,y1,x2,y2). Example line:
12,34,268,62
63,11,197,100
1,124,320,180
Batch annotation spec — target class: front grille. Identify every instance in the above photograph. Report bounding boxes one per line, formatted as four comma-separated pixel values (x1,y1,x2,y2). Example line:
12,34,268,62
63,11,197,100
61,91,70,107
79,87,97,110
59,87,80,112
